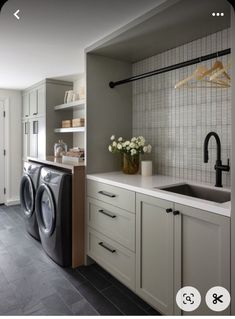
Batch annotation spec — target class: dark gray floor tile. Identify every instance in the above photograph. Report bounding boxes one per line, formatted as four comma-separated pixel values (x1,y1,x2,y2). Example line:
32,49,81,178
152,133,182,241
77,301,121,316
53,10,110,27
0,205,158,316
50,276,83,308
77,264,112,291
102,286,148,315
62,268,88,289
93,263,155,312
0,283,22,315
146,305,161,315
78,281,122,315
71,299,99,315
40,293,72,315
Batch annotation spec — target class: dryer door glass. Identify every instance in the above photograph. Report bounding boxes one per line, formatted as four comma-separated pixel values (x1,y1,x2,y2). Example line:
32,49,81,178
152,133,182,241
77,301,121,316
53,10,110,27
36,184,55,237
41,191,53,231
20,175,35,217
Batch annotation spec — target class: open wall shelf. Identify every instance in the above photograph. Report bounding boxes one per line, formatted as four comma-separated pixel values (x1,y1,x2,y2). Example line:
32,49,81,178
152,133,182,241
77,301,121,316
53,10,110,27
54,127,85,133
54,99,86,111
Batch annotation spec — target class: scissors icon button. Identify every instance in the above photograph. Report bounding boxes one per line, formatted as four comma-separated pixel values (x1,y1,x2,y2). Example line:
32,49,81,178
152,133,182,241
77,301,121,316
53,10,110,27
206,287,230,312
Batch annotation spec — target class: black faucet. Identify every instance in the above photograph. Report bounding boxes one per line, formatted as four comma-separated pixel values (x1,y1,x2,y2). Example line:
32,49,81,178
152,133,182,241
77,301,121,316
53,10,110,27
203,132,230,187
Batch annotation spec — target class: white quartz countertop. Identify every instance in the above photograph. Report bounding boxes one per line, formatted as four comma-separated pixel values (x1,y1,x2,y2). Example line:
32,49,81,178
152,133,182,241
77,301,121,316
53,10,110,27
87,172,231,217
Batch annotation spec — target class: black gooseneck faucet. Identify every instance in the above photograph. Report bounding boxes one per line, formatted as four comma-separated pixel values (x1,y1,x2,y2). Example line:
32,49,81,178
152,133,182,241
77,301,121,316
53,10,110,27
203,132,230,187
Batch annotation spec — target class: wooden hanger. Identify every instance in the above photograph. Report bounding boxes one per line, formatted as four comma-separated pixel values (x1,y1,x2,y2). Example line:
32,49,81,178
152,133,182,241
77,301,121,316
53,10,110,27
203,60,230,80
175,61,230,89
175,65,208,89
175,65,229,89
209,63,231,81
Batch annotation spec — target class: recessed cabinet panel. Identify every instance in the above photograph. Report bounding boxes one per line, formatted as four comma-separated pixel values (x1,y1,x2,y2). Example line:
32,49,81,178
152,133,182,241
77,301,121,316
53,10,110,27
29,90,38,116
87,227,135,290
22,94,30,118
37,117,46,158
87,179,135,213
37,86,46,116
87,197,135,251
22,120,29,160
174,204,231,315
136,193,174,315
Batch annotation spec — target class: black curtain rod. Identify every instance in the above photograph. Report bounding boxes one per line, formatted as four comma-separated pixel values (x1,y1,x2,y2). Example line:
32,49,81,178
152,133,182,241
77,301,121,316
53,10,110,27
109,48,231,88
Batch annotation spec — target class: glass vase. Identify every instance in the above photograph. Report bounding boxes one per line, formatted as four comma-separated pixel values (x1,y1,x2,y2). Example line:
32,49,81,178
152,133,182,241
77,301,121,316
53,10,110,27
122,153,139,174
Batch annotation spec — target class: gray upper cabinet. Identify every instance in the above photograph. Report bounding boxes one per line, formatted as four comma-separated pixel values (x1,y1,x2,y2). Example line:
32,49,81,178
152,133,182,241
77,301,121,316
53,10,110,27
22,93,30,118
29,89,38,116
136,193,174,315
22,79,73,161
37,85,46,116
174,203,231,315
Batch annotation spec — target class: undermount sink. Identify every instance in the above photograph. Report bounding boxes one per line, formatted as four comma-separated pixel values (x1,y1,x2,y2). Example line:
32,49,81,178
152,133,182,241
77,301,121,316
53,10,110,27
157,183,231,204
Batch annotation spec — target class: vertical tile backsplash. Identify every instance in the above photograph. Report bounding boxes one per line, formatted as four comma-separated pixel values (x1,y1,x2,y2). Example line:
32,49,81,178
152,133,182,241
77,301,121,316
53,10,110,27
133,29,231,187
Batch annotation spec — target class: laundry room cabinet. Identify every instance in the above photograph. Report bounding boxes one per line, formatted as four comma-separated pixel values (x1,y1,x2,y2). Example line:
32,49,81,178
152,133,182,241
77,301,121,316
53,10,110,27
22,79,74,161
136,193,231,315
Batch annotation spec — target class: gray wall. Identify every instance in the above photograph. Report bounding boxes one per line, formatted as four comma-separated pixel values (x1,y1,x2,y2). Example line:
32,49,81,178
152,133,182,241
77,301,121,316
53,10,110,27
87,54,132,174
132,29,231,187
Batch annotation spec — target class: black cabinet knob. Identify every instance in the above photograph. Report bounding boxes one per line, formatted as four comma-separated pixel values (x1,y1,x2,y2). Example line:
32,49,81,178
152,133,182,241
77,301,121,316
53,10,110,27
166,208,173,213
173,210,180,216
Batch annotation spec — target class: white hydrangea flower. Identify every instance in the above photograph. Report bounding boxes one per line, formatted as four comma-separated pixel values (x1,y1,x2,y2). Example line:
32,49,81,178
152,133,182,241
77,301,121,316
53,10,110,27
117,143,122,150
147,144,152,153
108,145,112,152
112,141,117,147
131,148,137,156
126,146,130,151
130,142,136,148
131,137,137,142
110,135,115,141
124,141,130,146
138,141,145,147
118,137,123,142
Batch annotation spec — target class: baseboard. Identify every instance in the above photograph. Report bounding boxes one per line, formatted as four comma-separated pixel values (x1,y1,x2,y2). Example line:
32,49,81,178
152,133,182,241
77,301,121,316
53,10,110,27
5,198,20,206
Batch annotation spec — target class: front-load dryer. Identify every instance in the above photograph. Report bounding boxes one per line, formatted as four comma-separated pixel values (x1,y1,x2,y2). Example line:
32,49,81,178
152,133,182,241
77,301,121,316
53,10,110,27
35,167,72,267
20,162,43,240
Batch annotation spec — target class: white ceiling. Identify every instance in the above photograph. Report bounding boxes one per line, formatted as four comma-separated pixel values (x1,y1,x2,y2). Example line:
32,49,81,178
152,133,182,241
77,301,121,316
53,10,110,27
0,0,162,90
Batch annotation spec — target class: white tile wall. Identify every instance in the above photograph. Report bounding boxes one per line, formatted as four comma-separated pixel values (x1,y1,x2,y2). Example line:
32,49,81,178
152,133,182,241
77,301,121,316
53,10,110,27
133,29,231,187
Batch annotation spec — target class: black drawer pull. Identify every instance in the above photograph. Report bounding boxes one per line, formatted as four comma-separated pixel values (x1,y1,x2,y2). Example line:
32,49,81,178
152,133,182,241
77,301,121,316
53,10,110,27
173,210,180,216
98,190,116,198
166,208,173,213
98,209,116,219
98,242,116,253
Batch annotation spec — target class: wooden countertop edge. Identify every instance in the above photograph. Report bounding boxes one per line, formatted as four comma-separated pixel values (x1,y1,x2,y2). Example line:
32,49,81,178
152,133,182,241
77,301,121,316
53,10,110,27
27,157,85,171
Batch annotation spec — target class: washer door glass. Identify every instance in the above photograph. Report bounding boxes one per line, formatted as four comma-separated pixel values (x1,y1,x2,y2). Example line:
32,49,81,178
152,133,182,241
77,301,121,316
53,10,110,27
36,184,55,237
20,175,35,217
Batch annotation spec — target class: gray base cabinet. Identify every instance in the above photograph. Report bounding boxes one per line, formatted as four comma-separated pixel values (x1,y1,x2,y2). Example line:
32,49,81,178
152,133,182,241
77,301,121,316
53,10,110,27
136,193,231,315
174,203,230,315
136,194,174,315
86,181,231,316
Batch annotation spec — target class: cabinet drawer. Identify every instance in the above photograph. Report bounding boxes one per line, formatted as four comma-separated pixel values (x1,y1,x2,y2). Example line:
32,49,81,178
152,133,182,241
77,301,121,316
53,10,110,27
87,197,135,251
87,227,135,290
87,179,135,213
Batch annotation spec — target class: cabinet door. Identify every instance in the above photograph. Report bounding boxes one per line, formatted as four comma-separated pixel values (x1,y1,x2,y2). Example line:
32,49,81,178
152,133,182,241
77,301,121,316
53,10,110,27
22,120,29,160
37,117,46,158
136,193,174,315
29,90,38,116
29,117,46,158
22,94,30,118
174,204,230,315
37,86,45,116
29,119,38,157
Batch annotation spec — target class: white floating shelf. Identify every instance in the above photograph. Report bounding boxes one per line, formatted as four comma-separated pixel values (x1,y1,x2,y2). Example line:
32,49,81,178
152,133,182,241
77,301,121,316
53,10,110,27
54,127,85,133
54,99,86,111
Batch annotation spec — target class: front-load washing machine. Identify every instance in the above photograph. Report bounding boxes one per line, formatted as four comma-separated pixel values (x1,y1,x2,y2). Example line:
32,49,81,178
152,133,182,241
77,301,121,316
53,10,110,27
20,162,43,240
35,167,72,267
